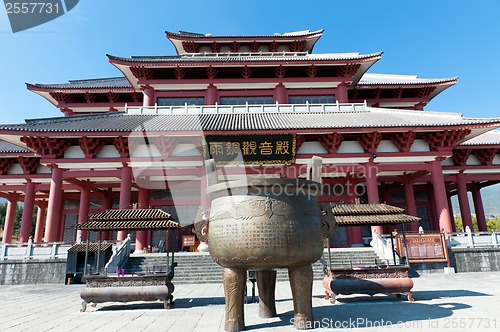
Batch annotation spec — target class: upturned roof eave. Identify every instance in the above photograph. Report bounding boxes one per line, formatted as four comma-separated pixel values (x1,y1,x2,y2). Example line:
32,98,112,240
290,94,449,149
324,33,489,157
26,78,133,92
105,51,384,65
356,77,458,88
1,113,499,136
166,29,325,55
165,29,325,41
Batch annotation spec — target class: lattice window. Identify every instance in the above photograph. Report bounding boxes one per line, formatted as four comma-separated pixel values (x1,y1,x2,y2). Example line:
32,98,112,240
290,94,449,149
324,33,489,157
288,95,335,104
219,96,273,105
156,97,204,106
64,199,80,209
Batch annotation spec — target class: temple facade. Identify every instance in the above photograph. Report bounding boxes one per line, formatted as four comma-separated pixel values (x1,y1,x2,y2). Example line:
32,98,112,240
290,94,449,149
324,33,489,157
1,29,500,250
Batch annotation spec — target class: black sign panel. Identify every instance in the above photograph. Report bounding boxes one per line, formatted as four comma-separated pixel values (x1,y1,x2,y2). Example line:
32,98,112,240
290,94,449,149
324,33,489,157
203,134,296,165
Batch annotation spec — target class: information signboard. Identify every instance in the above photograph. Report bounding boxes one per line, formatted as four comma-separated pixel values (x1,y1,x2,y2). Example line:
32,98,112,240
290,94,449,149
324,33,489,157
396,233,448,263
182,235,196,247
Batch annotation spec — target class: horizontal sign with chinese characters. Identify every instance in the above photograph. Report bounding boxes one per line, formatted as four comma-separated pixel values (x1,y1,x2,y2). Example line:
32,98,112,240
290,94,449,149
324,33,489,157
203,134,296,165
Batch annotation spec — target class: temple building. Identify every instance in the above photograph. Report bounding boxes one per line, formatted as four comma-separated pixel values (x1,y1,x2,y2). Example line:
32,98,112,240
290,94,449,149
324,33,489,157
1,29,500,250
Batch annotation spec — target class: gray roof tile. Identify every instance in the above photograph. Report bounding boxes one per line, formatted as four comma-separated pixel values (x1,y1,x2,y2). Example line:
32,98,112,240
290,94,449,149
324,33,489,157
460,130,500,146
1,107,498,134
358,73,457,86
0,139,30,153
166,29,324,39
108,52,383,63
27,77,131,90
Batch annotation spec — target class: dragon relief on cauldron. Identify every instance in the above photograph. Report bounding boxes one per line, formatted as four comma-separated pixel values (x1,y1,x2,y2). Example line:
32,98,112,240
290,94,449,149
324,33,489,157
209,196,316,222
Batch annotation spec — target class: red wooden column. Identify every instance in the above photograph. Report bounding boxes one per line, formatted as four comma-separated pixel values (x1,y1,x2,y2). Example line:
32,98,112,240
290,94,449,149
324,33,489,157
76,181,90,242
346,174,362,244
101,189,113,240
142,86,155,107
456,171,473,231
135,187,150,252
19,181,36,242
34,201,47,242
205,84,219,105
335,83,348,103
273,83,288,104
45,167,64,242
429,160,453,232
471,184,488,231
117,165,132,240
58,193,68,242
404,181,419,232
365,162,383,234
2,193,19,243
427,184,439,230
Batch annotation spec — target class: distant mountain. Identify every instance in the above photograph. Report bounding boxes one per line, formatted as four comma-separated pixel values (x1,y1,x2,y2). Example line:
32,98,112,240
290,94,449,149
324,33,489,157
451,183,500,217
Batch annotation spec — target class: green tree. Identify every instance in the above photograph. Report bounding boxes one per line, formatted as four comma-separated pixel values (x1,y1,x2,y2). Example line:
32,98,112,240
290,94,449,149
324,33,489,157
486,218,500,232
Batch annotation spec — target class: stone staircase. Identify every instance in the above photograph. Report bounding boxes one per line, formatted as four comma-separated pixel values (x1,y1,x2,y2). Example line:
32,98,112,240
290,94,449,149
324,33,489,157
122,247,381,284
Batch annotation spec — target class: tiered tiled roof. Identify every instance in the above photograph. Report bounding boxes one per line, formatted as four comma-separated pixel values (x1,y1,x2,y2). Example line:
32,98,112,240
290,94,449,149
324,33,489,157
166,29,324,39
460,130,500,146
26,77,132,90
107,52,383,63
1,107,498,133
76,209,181,231
332,203,420,225
68,243,113,253
165,29,324,54
358,73,458,86
0,139,30,153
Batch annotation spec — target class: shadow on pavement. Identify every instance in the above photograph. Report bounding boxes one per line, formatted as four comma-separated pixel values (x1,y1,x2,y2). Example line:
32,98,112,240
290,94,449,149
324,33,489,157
93,296,227,311
247,301,472,330
411,289,491,300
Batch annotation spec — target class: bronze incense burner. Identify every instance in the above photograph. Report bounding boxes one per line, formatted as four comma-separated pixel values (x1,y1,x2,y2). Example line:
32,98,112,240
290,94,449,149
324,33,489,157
205,173,327,331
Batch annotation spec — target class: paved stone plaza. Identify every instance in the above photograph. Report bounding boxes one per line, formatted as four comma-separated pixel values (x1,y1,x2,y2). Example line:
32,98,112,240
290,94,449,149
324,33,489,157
0,271,498,332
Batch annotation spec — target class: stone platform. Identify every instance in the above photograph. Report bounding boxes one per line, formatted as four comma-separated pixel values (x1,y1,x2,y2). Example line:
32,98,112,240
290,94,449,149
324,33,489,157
0,272,499,331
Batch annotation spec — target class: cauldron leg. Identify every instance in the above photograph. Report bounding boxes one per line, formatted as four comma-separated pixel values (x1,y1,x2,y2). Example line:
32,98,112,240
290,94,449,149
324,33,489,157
256,270,277,318
288,265,314,330
223,267,246,332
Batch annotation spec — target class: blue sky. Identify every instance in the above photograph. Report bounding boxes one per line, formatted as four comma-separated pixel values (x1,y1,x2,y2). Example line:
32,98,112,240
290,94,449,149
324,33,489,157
0,0,499,123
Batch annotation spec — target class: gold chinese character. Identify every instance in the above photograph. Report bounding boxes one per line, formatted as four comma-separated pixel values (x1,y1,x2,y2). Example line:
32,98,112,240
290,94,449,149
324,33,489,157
259,141,273,155
242,141,257,155
226,142,240,156
210,142,224,155
275,141,290,154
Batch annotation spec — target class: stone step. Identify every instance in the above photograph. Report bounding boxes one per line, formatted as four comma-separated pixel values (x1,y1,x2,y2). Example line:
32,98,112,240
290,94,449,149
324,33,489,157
122,249,382,284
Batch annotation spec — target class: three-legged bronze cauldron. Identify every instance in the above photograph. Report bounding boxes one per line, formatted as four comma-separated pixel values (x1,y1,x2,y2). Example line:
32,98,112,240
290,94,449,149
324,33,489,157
206,177,324,331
